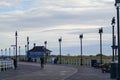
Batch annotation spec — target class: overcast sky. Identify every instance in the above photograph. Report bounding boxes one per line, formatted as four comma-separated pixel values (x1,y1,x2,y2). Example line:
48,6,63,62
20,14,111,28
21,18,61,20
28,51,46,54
0,0,117,56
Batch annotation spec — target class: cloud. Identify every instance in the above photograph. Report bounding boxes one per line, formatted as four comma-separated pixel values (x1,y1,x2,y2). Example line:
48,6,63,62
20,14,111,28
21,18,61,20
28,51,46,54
0,1,11,7
0,0,116,55
0,0,115,30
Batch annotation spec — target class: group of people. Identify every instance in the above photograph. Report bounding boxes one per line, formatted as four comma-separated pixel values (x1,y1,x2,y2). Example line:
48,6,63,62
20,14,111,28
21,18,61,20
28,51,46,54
12,56,59,69
40,56,59,69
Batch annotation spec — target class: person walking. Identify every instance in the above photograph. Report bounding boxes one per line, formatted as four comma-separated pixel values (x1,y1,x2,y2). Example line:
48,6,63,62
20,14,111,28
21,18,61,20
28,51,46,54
13,58,17,70
40,57,44,69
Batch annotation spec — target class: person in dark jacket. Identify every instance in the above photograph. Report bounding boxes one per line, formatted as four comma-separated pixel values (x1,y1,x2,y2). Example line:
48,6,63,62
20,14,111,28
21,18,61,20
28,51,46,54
54,56,59,64
40,57,44,69
13,58,17,69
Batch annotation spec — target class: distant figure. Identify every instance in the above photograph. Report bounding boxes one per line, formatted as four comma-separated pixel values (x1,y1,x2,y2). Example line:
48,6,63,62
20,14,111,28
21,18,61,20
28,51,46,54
51,57,55,64
13,58,17,70
40,57,44,69
54,56,59,64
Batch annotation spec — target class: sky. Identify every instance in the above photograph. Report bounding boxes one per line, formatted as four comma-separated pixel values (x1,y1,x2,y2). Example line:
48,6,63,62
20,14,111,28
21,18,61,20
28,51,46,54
0,0,117,56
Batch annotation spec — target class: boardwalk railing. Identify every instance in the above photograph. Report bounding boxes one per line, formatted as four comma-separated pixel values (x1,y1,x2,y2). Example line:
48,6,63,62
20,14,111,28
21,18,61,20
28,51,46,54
61,58,91,66
48,57,112,66
61,58,111,65
0,59,14,72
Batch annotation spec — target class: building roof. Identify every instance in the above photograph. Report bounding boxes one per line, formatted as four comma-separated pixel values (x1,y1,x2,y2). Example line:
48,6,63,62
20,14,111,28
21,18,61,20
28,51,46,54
28,46,52,52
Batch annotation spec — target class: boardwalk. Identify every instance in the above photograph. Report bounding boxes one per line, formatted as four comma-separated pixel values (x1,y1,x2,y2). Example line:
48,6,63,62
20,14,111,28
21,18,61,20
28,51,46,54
65,66,115,80
0,62,116,80
0,62,77,80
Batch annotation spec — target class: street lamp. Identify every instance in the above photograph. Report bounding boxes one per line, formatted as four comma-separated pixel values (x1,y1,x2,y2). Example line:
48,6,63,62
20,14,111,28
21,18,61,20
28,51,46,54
9,48,11,58
5,48,7,58
1,49,3,58
19,46,20,61
79,34,83,66
25,45,27,54
33,43,36,47
15,31,18,68
99,28,103,64
58,37,62,64
27,36,29,52
44,41,47,63
115,0,120,79
44,41,47,48
111,17,115,62
25,45,27,61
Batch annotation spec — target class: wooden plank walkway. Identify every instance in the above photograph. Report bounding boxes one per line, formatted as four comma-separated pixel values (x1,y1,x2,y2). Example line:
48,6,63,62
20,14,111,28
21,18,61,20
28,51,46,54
0,62,116,80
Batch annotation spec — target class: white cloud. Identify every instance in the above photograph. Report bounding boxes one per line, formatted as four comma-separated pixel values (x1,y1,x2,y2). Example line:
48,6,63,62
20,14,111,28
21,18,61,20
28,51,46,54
0,1,11,7
0,0,116,55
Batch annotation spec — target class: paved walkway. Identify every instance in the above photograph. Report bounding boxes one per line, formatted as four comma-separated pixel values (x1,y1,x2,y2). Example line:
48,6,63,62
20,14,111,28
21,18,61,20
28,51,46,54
65,66,116,80
0,62,77,80
0,62,116,80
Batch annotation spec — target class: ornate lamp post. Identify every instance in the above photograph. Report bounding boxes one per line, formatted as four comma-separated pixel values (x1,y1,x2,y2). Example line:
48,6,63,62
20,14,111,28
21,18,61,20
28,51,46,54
1,49,3,58
19,46,20,61
44,41,47,48
5,48,7,57
15,31,18,68
111,17,115,62
44,41,47,63
27,36,29,52
25,45,27,60
9,48,11,58
115,0,120,79
25,45,27,54
58,37,62,64
33,43,36,47
79,34,83,66
99,28,103,64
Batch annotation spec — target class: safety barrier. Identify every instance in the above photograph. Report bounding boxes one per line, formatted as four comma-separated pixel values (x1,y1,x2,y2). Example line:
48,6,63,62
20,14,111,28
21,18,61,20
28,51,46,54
61,58,111,66
61,58,91,66
0,59,14,72
48,57,112,66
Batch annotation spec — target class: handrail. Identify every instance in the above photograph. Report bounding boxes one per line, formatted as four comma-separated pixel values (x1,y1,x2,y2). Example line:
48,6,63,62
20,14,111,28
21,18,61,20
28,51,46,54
0,59,14,72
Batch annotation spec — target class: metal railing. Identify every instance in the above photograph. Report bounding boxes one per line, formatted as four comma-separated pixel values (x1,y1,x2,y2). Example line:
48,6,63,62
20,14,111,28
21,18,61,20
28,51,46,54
47,57,112,66
0,59,14,72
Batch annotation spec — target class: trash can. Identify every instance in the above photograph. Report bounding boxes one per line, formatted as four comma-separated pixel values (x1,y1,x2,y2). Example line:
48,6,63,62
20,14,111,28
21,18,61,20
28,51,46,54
110,61,118,79
91,59,97,67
